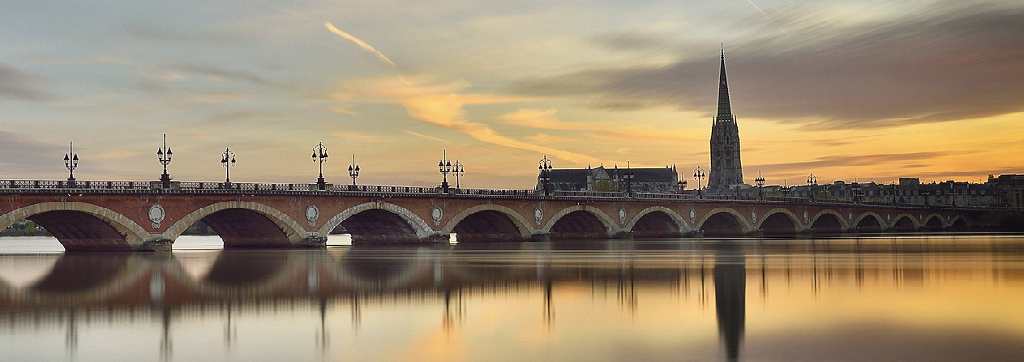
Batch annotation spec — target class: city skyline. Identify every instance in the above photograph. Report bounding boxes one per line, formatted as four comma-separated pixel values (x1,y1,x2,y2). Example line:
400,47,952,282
2,0,1023,188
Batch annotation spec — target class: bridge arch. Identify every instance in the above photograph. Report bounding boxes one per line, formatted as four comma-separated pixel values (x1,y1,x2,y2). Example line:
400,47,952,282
319,202,437,244
809,210,849,233
947,215,969,231
853,212,885,233
443,204,533,243
696,208,754,236
755,208,804,234
891,213,920,231
542,205,619,239
163,201,308,248
625,207,691,238
0,202,150,251
922,214,944,230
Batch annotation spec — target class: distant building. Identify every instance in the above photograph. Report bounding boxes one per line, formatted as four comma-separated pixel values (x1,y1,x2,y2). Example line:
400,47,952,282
708,49,744,193
989,174,1024,209
537,165,680,193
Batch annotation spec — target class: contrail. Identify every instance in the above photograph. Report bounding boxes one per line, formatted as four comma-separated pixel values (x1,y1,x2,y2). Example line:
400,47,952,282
744,0,767,15
324,21,397,67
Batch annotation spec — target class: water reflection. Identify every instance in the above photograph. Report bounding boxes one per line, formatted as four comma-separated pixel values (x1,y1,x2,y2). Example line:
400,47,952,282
1,235,1023,361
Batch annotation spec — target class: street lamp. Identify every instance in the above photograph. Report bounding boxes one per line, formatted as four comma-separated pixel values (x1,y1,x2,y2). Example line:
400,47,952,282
347,155,360,187
755,173,766,202
438,149,452,193
806,172,817,202
453,160,465,189
950,182,957,208
157,134,173,189
220,147,236,187
692,165,705,199
538,155,553,196
678,180,688,195
311,141,329,190
63,141,79,186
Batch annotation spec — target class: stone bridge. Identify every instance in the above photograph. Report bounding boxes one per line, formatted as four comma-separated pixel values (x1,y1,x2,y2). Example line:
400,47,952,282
0,181,992,251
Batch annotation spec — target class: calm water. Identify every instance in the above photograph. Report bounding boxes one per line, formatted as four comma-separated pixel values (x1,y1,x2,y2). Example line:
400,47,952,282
1,234,1023,362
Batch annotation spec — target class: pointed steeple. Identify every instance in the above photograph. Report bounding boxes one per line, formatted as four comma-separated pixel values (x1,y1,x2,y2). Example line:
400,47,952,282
716,46,734,121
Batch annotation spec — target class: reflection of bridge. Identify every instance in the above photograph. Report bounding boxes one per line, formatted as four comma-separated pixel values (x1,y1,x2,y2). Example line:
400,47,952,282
0,180,1005,251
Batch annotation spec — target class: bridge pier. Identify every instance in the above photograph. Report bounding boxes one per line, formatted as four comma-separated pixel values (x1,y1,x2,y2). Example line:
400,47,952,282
530,233,551,242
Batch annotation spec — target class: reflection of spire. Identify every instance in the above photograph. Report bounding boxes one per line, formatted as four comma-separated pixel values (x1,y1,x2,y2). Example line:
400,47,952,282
224,304,236,350
543,280,554,329
317,298,329,352
714,250,746,362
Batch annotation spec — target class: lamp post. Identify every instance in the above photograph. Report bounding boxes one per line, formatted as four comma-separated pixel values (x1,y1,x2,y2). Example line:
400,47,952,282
538,155,553,196
950,182,957,208
755,174,766,202
692,166,705,199
157,134,173,189
311,141,329,190
347,155,360,187
453,160,464,189
806,173,817,203
220,147,236,187
438,149,452,193
678,180,688,195
63,142,79,186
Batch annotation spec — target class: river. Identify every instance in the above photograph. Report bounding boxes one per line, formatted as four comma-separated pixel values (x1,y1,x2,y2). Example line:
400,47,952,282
1,234,1023,361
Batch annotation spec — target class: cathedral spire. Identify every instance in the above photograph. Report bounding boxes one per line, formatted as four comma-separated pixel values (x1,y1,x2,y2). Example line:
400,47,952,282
716,47,734,121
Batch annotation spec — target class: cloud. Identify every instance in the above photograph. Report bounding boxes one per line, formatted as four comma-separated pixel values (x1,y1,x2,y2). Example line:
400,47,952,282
168,63,281,88
499,108,700,142
748,151,949,174
0,131,66,174
324,21,398,67
0,63,54,101
513,3,1024,130
404,130,448,144
335,77,595,163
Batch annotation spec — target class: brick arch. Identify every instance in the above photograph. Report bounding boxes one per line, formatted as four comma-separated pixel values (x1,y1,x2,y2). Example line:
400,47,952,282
163,201,308,246
810,209,850,231
0,202,150,250
922,213,944,229
891,213,921,231
164,252,308,297
755,208,805,233
695,208,755,234
853,212,885,231
328,248,434,290
625,206,692,233
442,204,534,239
947,215,970,230
0,254,153,304
318,202,435,239
541,205,620,236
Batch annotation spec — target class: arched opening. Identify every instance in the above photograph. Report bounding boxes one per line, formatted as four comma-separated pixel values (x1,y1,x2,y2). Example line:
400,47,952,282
332,209,424,244
631,211,684,238
452,210,525,243
334,248,431,290
759,212,798,235
923,216,943,231
854,214,883,233
26,211,132,251
893,216,916,232
701,212,744,237
810,214,844,234
949,217,969,232
549,210,609,240
187,209,293,249
28,254,131,293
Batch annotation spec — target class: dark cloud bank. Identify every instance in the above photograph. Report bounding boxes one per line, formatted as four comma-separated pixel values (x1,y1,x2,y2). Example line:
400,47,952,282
515,3,1024,130
0,63,53,101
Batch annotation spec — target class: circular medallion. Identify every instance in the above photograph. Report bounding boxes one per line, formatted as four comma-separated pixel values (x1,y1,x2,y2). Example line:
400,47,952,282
618,208,626,224
432,207,444,225
534,208,544,225
148,204,166,224
887,213,891,221
305,205,319,223
689,209,696,221
848,212,853,220
752,211,758,223
803,210,809,223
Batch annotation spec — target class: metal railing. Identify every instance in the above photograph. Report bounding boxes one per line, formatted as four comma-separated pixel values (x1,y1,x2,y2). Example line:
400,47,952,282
0,179,1008,210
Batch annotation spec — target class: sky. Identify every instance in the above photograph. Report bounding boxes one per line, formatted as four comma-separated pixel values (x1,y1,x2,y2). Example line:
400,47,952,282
1,0,1022,188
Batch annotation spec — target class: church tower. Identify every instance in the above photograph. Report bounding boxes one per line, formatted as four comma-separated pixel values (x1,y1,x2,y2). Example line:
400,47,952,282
708,48,744,193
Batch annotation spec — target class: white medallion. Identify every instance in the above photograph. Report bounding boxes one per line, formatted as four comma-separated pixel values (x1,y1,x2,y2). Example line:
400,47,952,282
618,208,626,224
534,208,544,225
432,207,444,225
305,205,319,223
803,210,809,223
689,209,696,221
148,204,166,225
751,211,758,224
